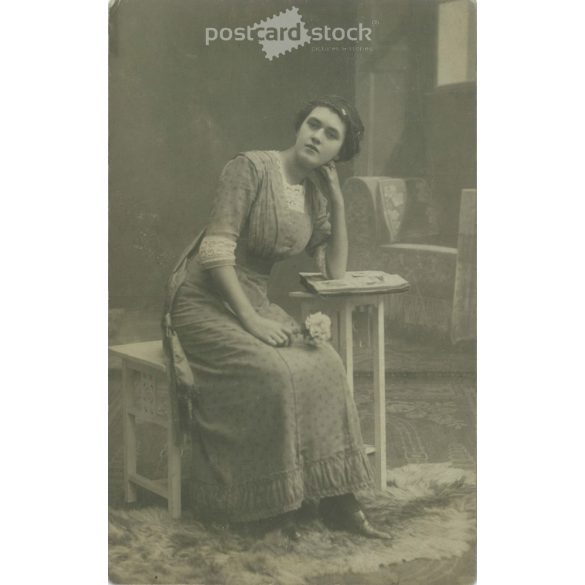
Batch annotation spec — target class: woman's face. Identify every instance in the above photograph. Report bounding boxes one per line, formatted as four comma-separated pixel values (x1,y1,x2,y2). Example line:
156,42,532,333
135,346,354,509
294,106,347,169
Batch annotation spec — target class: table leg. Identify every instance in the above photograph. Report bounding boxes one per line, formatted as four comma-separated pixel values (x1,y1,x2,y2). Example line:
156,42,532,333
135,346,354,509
332,308,341,354
122,362,137,503
340,303,354,395
372,296,387,490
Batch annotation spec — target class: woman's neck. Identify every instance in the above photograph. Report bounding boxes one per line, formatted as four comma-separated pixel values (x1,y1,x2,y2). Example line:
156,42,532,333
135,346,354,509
278,148,311,185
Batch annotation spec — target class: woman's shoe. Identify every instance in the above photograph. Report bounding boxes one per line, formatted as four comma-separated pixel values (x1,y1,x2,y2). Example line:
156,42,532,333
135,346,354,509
319,493,392,541
281,520,302,541
279,510,302,541
343,509,392,540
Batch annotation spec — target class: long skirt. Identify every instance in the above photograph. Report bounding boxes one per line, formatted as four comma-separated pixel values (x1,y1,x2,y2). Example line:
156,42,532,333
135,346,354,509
172,264,373,522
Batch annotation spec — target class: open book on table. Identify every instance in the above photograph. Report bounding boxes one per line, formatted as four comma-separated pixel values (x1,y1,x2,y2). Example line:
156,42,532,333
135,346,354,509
299,271,410,296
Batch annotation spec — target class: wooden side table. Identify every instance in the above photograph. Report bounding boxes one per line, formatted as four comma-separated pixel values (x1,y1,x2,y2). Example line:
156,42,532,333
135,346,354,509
109,341,182,518
290,290,404,491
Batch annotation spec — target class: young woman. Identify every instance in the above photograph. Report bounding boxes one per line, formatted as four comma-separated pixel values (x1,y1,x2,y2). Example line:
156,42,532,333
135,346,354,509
162,96,390,540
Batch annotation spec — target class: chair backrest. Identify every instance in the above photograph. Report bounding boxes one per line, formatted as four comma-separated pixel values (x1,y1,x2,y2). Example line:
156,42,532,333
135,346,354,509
399,178,440,243
343,176,439,257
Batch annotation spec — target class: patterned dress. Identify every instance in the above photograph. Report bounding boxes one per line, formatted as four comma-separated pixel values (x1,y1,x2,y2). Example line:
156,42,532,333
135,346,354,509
163,150,372,522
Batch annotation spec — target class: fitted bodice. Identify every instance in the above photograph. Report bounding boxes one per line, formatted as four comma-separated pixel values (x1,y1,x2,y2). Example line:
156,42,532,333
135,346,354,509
171,150,331,325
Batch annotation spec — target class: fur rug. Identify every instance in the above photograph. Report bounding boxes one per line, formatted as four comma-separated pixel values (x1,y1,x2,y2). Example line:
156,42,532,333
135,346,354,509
109,462,476,585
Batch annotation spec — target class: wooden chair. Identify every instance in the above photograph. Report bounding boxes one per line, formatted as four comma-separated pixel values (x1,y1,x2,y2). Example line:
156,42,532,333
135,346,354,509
109,341,182,518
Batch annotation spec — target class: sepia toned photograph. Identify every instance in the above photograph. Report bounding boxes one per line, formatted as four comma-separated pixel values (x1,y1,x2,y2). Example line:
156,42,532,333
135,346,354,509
108,0,477,583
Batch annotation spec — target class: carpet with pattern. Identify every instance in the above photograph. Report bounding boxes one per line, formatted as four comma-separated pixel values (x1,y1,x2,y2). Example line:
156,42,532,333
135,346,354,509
110,461,475,585
109,338,476,584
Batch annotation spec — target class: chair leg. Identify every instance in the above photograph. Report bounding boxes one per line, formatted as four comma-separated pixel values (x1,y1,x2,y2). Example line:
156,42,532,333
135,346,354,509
122,362,137,503
167,423,182,519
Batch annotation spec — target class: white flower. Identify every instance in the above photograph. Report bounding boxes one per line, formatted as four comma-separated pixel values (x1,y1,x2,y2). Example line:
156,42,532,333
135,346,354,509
303,312,331,344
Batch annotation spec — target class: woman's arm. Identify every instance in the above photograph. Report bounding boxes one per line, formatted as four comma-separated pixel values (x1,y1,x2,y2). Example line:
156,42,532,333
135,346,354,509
311,163,348,279
208,265,294,346
198,156,294,347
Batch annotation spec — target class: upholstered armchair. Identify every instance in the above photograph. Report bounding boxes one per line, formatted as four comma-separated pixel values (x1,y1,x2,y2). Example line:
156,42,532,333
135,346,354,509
343,177,476,343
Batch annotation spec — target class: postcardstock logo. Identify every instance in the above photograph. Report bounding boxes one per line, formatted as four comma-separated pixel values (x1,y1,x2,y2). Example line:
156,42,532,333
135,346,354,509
204,5,373,61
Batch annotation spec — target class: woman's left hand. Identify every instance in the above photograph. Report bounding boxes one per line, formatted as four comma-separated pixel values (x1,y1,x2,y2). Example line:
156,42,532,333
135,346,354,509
310,161,343,205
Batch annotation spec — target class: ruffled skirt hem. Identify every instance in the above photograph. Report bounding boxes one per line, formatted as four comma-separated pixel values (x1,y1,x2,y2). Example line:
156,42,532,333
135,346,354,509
189,447,374,522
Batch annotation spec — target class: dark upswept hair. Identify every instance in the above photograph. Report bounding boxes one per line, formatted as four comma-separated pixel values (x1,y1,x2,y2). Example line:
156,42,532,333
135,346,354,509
293,95,365,162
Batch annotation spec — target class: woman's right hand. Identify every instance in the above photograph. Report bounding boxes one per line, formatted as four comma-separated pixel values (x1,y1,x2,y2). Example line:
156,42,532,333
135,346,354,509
241,314,294,347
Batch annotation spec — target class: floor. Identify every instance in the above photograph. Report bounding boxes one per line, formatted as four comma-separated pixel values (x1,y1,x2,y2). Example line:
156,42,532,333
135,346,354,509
308,550,476,585
109,330,476,584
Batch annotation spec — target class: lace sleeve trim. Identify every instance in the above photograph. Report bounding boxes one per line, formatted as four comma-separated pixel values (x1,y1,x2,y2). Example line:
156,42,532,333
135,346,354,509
198,235,237,267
